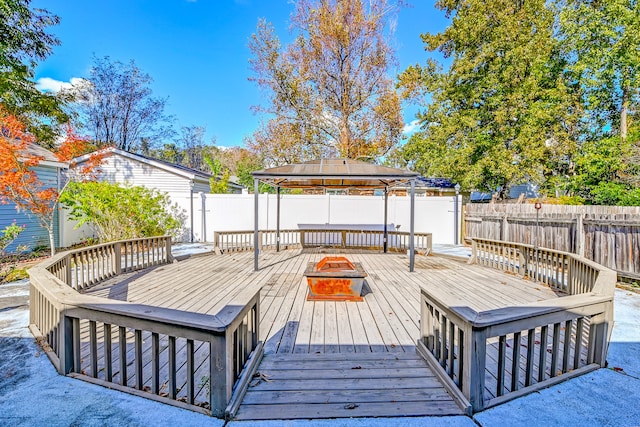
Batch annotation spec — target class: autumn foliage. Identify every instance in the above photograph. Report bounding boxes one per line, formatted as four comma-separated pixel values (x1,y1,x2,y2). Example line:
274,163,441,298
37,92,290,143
0,106,100,254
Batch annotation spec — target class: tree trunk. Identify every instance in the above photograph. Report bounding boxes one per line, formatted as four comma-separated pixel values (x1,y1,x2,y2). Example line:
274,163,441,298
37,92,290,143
620,84,629,141
48,227,56,256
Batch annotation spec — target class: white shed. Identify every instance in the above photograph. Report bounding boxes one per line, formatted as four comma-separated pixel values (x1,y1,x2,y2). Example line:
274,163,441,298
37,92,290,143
69,147,243,244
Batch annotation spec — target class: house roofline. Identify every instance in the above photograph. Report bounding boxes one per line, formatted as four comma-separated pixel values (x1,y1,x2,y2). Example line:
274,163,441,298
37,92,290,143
73,147,244,189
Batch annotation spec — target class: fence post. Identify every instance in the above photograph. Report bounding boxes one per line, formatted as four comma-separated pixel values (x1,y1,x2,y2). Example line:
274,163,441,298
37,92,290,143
300,230,305,248
575,214,585,257
502,215,509,241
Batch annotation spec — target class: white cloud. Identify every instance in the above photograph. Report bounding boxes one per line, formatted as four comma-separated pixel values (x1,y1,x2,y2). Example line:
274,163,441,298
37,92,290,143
402,119,421,135
36,77,85,93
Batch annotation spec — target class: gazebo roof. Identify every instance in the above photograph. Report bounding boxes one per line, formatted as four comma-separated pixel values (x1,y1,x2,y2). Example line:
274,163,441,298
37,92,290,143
252,158,419,189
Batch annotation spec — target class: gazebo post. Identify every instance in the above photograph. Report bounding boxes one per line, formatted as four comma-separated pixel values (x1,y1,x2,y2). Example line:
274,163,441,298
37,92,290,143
276,186,281,252
409,179,415,272
254,178,259,271
383,186,388,253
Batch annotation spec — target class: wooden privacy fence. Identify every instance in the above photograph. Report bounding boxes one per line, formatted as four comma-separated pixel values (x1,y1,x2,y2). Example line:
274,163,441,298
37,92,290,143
465,203,640,279
417,238,616,413
214,229,432,255
29,236,262,419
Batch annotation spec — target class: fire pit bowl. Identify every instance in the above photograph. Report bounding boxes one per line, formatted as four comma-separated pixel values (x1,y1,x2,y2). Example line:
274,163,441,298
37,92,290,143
304,256,367,302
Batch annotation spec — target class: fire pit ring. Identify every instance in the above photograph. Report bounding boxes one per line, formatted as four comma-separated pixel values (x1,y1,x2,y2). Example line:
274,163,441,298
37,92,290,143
303,256,367,302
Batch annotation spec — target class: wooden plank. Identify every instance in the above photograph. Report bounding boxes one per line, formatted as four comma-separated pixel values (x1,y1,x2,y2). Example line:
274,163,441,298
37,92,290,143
234,400,463,420
256,367,435,380
258,358,432,370
241,388,452,405
345,300,370,353
308,301,325,354
245,376,447,391
323,302,340,353
335,302,355,353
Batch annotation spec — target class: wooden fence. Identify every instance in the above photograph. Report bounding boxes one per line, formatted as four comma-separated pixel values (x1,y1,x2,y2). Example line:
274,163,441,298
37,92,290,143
29,236,262,418
418,238,616,413
214,229,432,255
464,204,640,279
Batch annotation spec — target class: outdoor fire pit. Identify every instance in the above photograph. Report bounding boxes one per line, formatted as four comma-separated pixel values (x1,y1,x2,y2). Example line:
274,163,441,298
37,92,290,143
304,256,367,301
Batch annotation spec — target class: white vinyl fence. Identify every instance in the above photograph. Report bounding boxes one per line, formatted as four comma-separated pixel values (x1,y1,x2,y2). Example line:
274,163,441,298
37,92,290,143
61,193,462,247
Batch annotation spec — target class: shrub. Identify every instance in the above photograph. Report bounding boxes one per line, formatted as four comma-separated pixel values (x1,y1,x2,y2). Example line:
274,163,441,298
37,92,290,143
0,221,26,258
61,181,185,242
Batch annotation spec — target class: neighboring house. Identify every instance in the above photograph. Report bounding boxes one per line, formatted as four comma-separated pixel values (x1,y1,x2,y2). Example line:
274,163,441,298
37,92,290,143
73,147,243,195
470,183,540,203
318,177,461,197
0,142,67,252
70,147,244,243
390,177,460,197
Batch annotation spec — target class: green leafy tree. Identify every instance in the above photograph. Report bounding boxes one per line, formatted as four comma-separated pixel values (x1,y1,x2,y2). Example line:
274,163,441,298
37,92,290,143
398,0,578,198
570,135,640,205
60,181,184,242
204,157,230,194
559,0,640,140
0,0,68,145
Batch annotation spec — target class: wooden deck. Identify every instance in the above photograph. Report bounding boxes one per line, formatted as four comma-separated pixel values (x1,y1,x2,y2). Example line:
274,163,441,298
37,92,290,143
83,249,563,419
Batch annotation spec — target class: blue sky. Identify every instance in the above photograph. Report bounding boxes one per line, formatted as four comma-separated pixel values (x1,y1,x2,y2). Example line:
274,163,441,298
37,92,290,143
33,1,449,148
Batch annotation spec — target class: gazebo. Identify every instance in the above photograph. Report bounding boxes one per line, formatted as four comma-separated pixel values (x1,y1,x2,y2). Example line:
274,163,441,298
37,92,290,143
251,158,419,271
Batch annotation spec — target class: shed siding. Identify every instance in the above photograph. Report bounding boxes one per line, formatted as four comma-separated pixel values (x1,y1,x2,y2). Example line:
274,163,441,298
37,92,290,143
97,154,196,193
0,165,59,252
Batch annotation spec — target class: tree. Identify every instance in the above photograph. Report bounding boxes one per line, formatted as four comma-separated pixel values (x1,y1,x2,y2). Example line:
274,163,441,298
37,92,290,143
398,0,578,198
248,0,403,162
178,125,207,170
204,157,230,194
66,56,174,152
0,0,68,145
60,181,184,242
559,0,640,140
0,108,98,255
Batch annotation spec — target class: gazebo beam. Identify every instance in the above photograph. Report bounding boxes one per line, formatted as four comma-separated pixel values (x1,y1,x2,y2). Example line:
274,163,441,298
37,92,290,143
276,186,281,252
254,178,259,271
410,179,415,272
384,186,388,253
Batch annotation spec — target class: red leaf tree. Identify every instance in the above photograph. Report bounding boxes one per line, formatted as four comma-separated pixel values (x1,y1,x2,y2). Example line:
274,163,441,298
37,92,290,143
0,107,101,255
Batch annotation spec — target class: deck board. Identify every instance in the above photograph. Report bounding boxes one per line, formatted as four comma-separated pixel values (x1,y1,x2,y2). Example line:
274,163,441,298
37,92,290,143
82,249,565,420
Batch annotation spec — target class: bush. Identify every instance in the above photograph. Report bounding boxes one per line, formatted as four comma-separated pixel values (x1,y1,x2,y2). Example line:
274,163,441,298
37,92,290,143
61,181,185,242
0,221,26,258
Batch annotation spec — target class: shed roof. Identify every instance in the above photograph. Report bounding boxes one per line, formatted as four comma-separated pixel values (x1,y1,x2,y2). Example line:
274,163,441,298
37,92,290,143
252,158,418,189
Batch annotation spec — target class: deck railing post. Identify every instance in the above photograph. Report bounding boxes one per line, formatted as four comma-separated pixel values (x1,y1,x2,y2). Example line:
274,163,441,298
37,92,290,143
420,292,434,350
165,236,172,263
114,242,122,275
468,240,478,264
64,255,72,286
58,312,74,375
518,245,527,277
465,326,487,412
209,333,230,418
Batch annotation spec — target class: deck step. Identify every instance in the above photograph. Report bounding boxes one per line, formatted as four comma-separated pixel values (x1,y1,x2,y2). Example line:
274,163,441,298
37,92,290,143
233,351,465,420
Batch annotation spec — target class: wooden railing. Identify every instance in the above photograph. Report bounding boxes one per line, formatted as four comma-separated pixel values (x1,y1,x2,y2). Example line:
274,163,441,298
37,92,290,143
214,229,432,255
418,238,616,414
29,237,262,418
